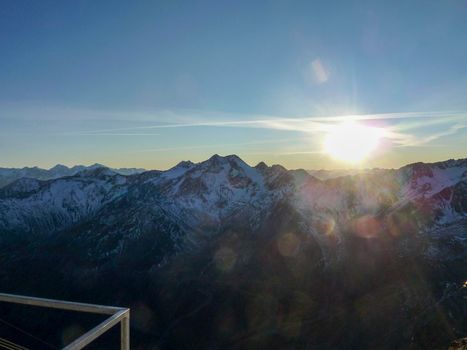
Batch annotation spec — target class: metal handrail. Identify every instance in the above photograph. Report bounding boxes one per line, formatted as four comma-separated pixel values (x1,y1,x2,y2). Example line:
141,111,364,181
0,292,130,350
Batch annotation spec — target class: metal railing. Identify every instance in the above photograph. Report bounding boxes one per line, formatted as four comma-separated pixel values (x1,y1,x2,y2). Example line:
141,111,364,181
0,293,130,349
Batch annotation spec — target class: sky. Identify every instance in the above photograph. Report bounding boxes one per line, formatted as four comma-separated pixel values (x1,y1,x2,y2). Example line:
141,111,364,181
1,0,466,170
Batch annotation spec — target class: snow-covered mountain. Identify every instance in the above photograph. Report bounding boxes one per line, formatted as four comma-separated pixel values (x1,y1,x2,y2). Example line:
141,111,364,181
0,163,145,188
0,155,465,256
0,155,465,349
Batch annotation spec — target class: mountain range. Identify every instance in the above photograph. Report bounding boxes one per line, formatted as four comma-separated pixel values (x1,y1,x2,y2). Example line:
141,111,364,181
0,163,145,188
0,154,465,349
0,163,385,188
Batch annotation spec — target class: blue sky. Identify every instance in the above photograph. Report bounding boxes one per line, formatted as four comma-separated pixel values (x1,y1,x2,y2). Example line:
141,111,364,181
1,0,466,169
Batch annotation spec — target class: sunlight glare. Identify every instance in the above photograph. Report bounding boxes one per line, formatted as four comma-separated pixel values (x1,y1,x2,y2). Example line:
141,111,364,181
324,122,384,163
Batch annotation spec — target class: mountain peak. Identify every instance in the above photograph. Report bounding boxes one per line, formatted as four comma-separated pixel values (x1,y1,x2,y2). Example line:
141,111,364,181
205,154,245,164
200,154,251,174
175,160,195,169
255,161,268,171
89,163,106,169
49,164,69,172
224,154,242,161
207,154,223,163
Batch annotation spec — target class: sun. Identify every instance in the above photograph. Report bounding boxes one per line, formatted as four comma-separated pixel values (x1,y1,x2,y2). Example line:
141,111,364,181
324,122,384,163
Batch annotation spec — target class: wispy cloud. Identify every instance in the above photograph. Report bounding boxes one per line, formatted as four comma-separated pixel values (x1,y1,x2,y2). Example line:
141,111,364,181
74,133,161,136
74,110,465,133
4,102,466,149
416,123,466,145
125,137,310,154
386,122,466,147
73,110,467,149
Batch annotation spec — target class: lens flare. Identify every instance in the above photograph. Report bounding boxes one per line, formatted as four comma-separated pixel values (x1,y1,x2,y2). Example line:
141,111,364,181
324,122,384,163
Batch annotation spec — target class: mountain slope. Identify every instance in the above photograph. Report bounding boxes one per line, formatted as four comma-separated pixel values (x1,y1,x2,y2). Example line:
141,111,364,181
0,155,465,349
1,156,465,255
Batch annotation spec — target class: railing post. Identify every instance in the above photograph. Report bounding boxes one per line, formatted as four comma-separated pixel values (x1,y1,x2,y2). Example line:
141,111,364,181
121,311,130,350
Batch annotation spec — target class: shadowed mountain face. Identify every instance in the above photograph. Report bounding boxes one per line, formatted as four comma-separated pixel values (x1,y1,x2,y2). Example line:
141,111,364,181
0,155,466,349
